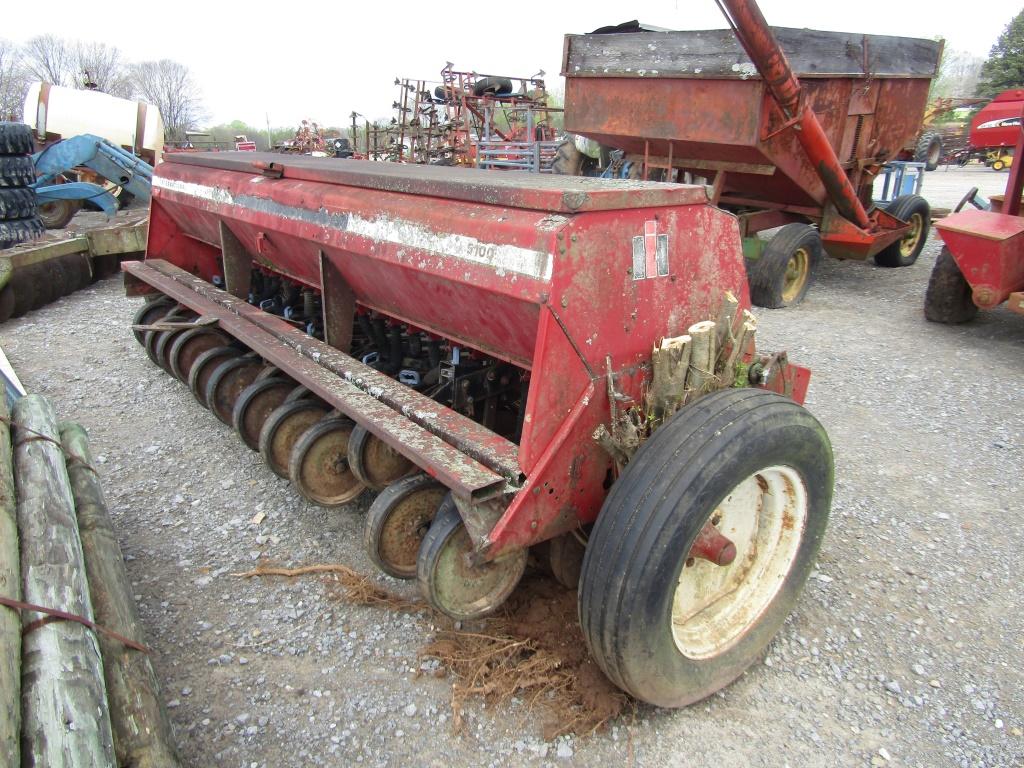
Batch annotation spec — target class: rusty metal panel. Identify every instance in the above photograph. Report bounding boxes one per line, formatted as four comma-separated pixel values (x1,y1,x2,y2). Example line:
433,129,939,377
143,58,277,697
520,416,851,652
936,210,1024,308
163,152,707,213
123,259,515,500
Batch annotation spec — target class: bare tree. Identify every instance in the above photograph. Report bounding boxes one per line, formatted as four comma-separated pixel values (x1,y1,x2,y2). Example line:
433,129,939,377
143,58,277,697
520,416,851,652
0,39,30,121
934,49,985,98
21,34,74,86
129,59,205,141
75,42,133,97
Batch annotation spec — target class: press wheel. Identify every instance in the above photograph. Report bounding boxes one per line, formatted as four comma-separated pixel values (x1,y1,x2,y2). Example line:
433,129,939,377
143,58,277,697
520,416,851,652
169,326,233,382
153,312,199,374
131,295,175,345
232,377,296,451
417,495,527,620
348,424,414,490
144,308,192,366
288,416,366,507
365,474,446,579
205,356,266,425
188,346,242,408
258,399,330,479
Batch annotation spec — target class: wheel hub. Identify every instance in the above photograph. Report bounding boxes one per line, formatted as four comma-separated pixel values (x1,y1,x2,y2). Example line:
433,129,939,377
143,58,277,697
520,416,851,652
671,465,807,659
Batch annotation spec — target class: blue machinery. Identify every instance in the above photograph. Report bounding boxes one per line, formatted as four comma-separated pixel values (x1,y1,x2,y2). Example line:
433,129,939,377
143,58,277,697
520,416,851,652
32,134,153,217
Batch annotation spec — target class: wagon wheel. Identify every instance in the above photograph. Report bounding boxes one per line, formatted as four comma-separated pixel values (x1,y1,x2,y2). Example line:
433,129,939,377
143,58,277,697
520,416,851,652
288,416,365,506
188,346,243,408
348,424,414,490
258,399,330,479
365,474,446,579
875,194,930,268
578,388,833,707
747,224,822,308
205,356,266,425
232,377,296,451
131,295,175,345
992,159,1005,171
37,199,79,229
924,246,978,324
168,326,233,382
417,495,527,620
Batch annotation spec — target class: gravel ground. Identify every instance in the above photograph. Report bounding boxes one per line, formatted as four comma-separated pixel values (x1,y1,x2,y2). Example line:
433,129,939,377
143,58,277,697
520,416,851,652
1,166,1022,767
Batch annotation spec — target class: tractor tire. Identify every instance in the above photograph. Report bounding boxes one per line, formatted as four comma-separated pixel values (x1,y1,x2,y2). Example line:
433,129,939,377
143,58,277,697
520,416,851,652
0,188,37,220
924,246,978,324
914,132,942,171
747,223,822,308
0,155,35,188
472,77,513,97
875,194,930,267
0,123,34,155
552,138,589,176
0,216,44,250
578,388,833,708
37,199,79,229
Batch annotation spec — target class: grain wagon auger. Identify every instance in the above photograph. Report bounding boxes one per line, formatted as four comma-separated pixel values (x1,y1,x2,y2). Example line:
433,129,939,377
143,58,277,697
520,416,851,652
122,15,834,712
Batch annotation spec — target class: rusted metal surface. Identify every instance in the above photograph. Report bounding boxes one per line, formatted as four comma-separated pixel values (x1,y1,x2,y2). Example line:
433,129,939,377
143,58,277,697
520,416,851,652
128,151,810,561
689,521,737,567
161,152,705,213
123,260,513,502
935,209,1024,309
560,9,940,249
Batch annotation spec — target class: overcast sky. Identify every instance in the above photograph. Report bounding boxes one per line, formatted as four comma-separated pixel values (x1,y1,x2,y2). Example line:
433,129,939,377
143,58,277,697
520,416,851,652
9,1,1021,129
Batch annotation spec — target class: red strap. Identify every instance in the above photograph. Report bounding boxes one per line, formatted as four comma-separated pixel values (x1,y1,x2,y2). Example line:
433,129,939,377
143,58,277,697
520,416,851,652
0,595,150,653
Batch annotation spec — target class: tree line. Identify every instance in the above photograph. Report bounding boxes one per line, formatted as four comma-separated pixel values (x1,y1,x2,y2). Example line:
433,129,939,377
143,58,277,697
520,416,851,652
0,35,203,141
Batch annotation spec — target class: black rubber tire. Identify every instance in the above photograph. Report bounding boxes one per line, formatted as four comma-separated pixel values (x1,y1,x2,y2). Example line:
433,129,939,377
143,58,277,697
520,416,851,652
131,296,175,345
258,399,331,479
37,199,79,229
578,388,833,708
472,77,513,96
188,346,242,408
365,474,446,579
0,123,34,155
51,257,73,298
0,284,14,323
875,195,930,268
548,532,586,590
417,495,527,620
551,138,589,176
9,266,40,318
747,223,822,308
914,132,942,171
0,217,44,250
232,377,296,451
0,188,37,220
0,156,35,188
924,246,978,324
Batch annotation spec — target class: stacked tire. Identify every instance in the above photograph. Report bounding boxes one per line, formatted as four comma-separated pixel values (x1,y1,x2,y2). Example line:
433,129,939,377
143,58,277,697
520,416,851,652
0,122,90,323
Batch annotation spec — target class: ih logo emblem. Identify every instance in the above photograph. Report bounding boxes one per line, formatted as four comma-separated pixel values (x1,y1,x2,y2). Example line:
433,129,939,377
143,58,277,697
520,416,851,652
632,220,669,280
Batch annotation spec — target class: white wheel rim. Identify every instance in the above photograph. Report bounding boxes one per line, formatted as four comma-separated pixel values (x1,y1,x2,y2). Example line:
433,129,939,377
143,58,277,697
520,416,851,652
671,465,807,659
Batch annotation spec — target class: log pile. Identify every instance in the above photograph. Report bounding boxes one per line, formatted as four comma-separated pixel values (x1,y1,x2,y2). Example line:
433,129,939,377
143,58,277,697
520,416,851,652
597,291,762,467
0,393,180,767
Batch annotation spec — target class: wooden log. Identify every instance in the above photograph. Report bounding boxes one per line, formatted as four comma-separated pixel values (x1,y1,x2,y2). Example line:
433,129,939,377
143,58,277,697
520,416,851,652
0,396,20,768
60,423,181,768
649,334,691,420
714,291,739,354
685,320,717,397
13,395,115,767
